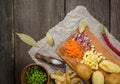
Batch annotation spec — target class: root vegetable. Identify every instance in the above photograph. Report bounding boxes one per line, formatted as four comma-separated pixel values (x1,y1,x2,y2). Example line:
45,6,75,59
65,71,70,84
50,74,65,82
99,60,120,73
76,64,93,80
70,78,81,84
92,71,104,84
105,73,120,84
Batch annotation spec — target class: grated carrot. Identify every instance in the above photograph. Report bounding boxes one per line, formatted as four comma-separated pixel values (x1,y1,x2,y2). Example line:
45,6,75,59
65,38,84,58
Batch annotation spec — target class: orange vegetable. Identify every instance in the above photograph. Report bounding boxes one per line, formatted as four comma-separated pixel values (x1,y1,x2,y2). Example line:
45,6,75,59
65,39,84,58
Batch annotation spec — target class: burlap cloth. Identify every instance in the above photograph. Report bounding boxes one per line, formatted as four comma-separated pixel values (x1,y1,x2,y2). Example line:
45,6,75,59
28,6,120,73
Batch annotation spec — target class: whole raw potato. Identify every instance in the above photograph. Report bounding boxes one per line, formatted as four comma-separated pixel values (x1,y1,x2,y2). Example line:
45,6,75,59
92,71,104,84
99,60,120,73
76,64,93,80
105,73,120,84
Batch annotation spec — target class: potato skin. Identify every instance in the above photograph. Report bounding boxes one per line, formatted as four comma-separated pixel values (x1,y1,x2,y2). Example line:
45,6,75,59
92,71,104,84
105,73,120,84
76,64,93,80
99,60,120,73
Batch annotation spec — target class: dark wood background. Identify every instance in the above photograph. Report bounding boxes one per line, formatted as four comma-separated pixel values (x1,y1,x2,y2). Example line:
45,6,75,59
0,0,120,84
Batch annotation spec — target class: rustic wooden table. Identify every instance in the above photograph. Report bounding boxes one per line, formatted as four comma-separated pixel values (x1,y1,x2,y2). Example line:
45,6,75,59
0,0,120,84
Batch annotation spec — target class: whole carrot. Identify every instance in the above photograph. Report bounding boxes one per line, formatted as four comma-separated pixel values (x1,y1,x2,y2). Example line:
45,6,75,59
101,23,120,56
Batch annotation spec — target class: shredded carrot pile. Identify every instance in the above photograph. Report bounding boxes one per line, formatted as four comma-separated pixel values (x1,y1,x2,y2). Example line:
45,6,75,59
65,39,84,58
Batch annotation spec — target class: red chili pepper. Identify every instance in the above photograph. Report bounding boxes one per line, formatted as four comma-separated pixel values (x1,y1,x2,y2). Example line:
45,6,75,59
101,23,120,56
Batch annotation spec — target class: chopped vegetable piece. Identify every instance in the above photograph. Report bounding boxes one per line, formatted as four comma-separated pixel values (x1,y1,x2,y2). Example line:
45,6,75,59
50,69,81,84
81,47,105,70
65,39,84,58
74,33,91,50
50,74,66,82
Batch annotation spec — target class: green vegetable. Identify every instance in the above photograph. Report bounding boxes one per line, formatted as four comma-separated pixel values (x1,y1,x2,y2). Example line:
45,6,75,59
26,66,47,84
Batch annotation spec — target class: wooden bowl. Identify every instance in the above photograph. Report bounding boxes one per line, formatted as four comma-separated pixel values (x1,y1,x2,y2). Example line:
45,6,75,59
21,63,50,84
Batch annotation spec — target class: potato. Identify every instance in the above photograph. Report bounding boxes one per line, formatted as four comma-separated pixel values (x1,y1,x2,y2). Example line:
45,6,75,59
51,69,82,84
55,70,62,75
76,64,93,80
70,78,81,84
55,80,62,84
105,73,120,84
99,60,120,73
92,71,104,84
54,70,63,84
50,74,66,82
65,71,70,84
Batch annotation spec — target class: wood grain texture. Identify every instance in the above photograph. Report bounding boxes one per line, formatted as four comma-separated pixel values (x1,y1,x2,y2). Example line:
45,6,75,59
66,0,110,30
0,0,14,84
111,0,120,41
14,0,65,84
0,0,120,83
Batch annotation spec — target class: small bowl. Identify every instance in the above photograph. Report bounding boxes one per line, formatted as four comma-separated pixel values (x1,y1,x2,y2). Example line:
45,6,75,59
21,63,50,84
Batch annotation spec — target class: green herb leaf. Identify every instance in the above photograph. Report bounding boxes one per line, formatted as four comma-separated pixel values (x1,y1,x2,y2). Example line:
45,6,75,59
46,32,54,47
16,33,38,47
79,21,87,33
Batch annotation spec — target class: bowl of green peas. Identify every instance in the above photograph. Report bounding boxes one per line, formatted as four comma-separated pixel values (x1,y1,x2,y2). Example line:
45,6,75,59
21,63,50,84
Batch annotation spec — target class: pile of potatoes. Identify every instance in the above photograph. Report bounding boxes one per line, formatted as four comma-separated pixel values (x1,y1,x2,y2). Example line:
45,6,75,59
76,63,120,84
50,60,120,84
77,46,120,84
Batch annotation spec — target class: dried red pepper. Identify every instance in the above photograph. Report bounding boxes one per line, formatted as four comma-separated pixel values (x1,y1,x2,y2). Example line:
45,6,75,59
101,24,120,56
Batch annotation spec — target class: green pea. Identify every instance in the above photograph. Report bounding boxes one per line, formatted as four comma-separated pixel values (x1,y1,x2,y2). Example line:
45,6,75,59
25,66,47,84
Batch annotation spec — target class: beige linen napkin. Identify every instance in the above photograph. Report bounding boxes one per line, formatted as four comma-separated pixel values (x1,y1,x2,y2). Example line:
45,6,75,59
28,6,120,73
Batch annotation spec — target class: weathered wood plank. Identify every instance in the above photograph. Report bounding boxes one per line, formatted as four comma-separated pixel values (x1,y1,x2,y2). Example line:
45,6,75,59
111,0,120,41
0,0,14,84
66,0,110,30
14,0,65,83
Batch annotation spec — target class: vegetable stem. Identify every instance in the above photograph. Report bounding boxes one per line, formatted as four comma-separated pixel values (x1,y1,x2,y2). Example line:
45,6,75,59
101,19,106,35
